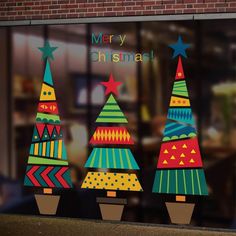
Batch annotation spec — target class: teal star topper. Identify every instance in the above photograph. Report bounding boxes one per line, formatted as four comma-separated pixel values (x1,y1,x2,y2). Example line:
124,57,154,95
169,36,190,58
38,41,58,60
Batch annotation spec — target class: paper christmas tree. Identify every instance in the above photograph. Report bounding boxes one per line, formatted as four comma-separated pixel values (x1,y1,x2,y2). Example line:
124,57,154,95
152,36,208,224
24,41,72,215
81,74,143,220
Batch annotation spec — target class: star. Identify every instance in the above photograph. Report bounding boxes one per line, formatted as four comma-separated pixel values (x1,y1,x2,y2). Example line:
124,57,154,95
38,41,58,60
169,36,190,58
100,74,122,96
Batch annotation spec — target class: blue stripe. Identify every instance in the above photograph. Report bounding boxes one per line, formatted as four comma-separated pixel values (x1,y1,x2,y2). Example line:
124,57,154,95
29,144,34,155
46,142,50,157
54,140,58,157
39,143,42,156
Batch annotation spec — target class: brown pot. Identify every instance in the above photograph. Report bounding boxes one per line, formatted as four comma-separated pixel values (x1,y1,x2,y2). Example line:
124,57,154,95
97,197,127,221
165,202,195,224
35,194,60,215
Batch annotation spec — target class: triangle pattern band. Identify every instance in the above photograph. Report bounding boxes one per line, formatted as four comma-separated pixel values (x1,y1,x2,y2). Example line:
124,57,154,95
157,137,203,169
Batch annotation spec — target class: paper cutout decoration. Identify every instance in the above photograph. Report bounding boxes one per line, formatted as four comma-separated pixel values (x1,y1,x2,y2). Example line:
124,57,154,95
162,119,196,141
82,172,142,191
175,57,185,80
152,36,208,225
96,94,128,123
101,74,122,95
153,169,208,195
90,127,134,145
84,148,139,170
81,74,142,221
157,137,203,169
23,41,72,215
169,36,190,59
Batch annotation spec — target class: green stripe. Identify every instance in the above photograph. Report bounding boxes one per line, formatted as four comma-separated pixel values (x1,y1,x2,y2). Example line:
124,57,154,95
99,111,125,117
96,117,128,123
119,149,124,168
159,171,163,192
173,84,186,87
174,81,185,86
183,169,187,194
173,89,187,92
125,149,132,169
176,170,178,193
90,149,97,167
106,148,109,168
36,113,60,122
28,156,68,165
112,149,116,168
191,169,194,194
196,170,202,195
99,148,102,167
167,170,170,194
103,105,121,110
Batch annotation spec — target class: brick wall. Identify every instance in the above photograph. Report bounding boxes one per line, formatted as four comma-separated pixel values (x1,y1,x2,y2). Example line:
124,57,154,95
0,0,236,21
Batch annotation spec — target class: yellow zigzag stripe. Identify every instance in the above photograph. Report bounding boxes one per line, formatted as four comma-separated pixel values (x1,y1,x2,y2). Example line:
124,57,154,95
93,129,131,142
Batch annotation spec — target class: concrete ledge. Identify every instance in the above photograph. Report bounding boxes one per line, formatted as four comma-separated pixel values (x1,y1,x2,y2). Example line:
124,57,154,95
1,13,236,26
0,214,235,236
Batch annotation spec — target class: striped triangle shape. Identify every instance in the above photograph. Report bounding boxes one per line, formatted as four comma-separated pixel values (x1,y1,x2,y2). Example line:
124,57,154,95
96,94,128,123
172,80,189,97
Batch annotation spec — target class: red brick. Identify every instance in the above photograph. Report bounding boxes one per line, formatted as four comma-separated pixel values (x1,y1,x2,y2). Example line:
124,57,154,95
0,0,236,21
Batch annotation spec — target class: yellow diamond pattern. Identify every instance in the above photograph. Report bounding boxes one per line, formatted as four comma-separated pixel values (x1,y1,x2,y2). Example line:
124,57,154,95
92,128,132,142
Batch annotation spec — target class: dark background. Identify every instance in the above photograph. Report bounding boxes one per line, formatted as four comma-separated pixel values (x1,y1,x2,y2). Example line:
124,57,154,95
0,20,235,230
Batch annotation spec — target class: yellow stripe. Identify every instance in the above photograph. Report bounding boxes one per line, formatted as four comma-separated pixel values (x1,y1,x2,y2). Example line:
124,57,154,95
50,141,54,158
42,142,46,156
58,140,62,159
34,143,39,155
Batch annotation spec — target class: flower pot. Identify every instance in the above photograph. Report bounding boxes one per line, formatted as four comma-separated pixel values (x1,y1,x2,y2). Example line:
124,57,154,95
35,194,60,215
165,202,195,224
97,197,127,221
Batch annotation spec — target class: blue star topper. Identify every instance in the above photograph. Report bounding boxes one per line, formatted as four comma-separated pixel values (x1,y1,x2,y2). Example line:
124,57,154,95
38,41,58,60
169,36,190,59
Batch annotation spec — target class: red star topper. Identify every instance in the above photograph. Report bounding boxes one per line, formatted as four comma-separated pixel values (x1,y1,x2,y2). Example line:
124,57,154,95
100,74,122,96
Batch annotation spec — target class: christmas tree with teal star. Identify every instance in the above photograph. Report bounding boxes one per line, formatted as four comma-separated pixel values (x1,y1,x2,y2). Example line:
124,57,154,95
24,41,72,189
81,74,143,192
152,36,208,196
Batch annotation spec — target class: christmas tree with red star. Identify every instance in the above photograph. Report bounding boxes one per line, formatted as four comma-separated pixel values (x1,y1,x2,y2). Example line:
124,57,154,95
81,74,142,221
152,36,208,224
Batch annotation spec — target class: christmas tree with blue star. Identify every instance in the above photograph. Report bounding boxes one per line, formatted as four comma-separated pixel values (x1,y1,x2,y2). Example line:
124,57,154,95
152,36,208,224
24,41,72,215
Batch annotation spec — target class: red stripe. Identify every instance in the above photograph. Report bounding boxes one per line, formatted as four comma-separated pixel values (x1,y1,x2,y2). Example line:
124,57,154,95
55,167,70,188
27,166,41,187
41,166,55,188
